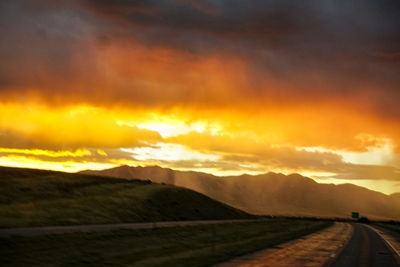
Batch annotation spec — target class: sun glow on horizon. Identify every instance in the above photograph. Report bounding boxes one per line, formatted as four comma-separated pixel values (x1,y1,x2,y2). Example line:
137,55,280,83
295,136,396,167
313,177,400,195
121,142,221,162
1,100,400,195
0,155,115,173
0,148,92,158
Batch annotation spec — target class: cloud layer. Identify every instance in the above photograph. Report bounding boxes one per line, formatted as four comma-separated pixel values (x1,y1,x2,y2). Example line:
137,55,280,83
0,0,400,193
1,0,399,108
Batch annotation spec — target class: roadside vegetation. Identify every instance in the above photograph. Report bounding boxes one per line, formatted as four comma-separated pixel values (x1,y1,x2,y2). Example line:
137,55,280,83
374,221,400,233
0,219,331,266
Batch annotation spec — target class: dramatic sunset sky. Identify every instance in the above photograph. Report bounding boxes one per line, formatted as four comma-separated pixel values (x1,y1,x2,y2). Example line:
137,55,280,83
1,0,399,194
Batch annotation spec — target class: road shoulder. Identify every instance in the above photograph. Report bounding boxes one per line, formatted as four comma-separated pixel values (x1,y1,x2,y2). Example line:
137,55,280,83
368,224,400,264
215,222,353,267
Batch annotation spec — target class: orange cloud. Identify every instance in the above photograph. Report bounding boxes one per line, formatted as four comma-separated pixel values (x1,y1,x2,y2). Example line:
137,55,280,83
0,148,91,158
0,103,161,150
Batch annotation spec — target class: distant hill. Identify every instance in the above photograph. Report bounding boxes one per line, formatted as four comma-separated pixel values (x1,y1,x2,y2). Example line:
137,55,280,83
0,166,251,228
82,165,400,220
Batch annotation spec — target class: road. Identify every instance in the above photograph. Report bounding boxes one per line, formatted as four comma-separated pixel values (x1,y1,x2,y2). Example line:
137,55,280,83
332,223,400,267
216,223,400,267
0,219,261,237
216,222,352,267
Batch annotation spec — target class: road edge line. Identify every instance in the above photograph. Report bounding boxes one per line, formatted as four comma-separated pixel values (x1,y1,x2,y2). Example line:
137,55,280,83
366,224,400,264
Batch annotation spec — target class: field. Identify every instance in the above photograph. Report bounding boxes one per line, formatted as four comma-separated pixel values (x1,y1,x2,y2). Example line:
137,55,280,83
0,219,331,266
0,166,251,228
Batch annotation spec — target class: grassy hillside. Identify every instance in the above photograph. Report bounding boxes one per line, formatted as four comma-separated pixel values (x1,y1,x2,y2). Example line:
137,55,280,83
83,165,400,220
0,166,251,228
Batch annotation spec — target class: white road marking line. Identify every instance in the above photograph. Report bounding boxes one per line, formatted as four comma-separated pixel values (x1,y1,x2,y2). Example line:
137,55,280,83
366,225,400,258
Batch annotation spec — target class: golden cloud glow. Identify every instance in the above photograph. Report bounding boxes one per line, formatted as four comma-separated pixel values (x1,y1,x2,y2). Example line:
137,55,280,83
295,138,396,166
0,155,115,173
1,101,400,184
0,148,92,157
117,120,209,138
0,102,161,149
121,143,220,162
1,99,400,195
97,149,108,156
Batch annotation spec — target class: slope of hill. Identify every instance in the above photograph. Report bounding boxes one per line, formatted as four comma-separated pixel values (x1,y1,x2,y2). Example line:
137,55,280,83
82,165,400,220
0,166,252,228
390,192,400,202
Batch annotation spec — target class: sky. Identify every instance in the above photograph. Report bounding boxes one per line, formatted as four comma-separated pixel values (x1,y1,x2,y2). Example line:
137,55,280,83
1,0,400,194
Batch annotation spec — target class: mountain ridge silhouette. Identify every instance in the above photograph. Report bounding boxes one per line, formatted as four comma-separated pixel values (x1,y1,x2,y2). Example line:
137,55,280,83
80,165,400,220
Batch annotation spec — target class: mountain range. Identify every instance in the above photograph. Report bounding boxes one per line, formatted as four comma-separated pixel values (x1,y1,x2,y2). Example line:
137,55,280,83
81,165,400,220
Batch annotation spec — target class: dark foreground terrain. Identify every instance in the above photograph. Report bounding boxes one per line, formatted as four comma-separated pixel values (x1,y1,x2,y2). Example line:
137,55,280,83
0,166,251,228
0,166,333,266
0,219,330,266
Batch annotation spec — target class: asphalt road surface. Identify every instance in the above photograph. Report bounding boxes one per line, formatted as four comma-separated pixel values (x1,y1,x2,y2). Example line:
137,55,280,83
332,223,400,267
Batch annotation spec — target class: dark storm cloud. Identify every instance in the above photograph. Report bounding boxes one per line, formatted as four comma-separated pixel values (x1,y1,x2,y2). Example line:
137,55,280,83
82,0,400,71
86,0,398,117
0,1,94,88
1,0,399,114
84,0,297,40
